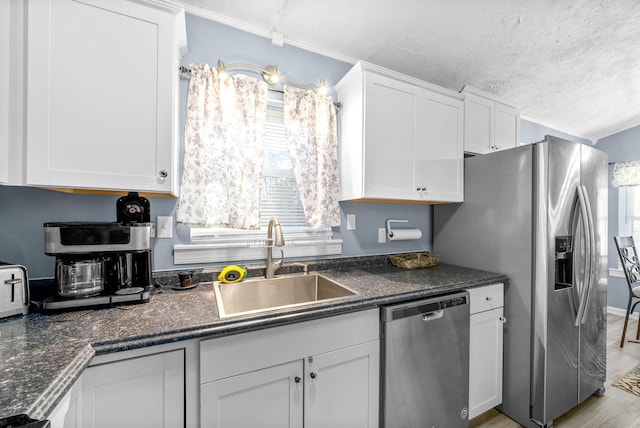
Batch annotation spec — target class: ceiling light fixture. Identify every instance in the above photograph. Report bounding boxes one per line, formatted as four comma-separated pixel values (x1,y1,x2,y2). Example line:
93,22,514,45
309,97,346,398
262,65,280,85
317,80,328,95
216,59,228,79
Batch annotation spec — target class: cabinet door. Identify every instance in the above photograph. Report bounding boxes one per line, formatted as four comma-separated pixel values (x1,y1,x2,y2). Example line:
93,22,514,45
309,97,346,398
418,91,464,202
469,307,504,419
201,360,303,428
82,350,184,428
0,0,11,184
363,72,419,200
494,103,520,151
26,0,177,193
61,375,83,428
304,341,379,428
463,92,494,154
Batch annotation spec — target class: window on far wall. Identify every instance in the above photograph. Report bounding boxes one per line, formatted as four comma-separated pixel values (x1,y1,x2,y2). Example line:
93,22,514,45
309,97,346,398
618,185,640,246
175,95,342,264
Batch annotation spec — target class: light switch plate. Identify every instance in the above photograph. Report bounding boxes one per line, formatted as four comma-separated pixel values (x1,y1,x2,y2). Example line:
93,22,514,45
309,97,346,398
378,228,387,243
157,216,173,239
346,214,356,230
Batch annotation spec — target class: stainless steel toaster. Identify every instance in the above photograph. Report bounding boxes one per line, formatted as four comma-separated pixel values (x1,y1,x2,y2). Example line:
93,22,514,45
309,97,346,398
0,262,29,319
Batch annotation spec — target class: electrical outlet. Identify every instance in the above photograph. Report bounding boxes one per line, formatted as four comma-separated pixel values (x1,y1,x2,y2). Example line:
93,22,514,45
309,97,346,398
378,228,387,243
157,216,173,239
347,214,356,230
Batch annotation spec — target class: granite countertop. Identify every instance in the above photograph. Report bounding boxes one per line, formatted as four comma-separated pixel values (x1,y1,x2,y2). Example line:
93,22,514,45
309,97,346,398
0,256,507,420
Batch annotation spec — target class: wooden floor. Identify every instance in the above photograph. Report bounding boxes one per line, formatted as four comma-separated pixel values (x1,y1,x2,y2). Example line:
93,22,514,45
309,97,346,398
470,313,640,428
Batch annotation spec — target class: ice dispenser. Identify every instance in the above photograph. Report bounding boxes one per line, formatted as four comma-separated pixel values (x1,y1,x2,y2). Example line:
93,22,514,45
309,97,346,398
555,236,573,290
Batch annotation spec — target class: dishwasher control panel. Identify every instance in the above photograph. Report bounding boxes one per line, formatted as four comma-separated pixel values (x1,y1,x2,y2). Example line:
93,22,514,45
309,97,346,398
386,293,468,321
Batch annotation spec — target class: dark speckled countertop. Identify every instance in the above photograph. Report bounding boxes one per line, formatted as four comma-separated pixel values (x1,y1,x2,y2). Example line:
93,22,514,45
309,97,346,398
0,256,507,420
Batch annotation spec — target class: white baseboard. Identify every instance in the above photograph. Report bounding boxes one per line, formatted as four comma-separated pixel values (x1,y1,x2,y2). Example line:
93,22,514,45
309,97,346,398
608,305,638,320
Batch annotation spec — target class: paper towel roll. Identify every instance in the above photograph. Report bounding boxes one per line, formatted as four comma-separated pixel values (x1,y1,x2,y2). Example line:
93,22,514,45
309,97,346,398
389,228,422,241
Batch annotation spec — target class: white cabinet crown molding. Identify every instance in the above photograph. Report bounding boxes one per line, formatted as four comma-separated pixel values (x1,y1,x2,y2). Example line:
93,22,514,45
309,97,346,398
337,60,464,101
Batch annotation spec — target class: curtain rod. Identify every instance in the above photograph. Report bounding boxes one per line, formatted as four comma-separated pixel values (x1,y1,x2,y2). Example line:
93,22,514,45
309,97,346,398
179,64,341,108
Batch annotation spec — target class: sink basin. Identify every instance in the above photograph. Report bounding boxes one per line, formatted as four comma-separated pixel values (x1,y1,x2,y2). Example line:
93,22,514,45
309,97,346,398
214,274,356,318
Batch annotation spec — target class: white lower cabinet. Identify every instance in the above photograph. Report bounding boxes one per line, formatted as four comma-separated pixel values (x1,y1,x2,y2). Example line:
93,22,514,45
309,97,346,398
202,361,303,428
80,349,185,428
468,283,505,419
303,341,378,428
200,309,380,428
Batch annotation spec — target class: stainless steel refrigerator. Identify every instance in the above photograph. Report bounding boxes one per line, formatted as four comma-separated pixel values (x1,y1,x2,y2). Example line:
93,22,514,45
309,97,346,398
434,136,607,428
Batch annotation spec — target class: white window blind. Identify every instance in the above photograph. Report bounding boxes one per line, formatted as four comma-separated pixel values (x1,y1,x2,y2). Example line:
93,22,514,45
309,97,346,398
174,97,342,264
618,186,640,244
260,101,308,228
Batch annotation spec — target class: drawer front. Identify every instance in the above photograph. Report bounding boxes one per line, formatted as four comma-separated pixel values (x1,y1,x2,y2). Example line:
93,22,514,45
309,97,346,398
468,283,504,314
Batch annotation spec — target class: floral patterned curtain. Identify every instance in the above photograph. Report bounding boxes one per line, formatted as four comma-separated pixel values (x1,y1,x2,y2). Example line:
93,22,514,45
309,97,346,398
284,86,340,228
612,161,640,187
176,64,268,229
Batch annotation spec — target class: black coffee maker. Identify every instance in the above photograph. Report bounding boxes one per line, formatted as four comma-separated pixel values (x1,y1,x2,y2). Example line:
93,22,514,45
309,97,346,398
40,193,153,310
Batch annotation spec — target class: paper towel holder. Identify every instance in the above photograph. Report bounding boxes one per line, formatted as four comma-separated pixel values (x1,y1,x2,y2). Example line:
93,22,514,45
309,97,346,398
386,219,407,239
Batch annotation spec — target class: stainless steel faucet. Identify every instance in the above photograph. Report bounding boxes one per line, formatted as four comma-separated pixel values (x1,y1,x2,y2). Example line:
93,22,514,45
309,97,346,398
266,216,285,279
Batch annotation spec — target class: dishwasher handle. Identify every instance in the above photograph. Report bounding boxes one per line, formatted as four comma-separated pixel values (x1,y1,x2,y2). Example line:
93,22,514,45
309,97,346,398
422,310,444,322
381,291,469,322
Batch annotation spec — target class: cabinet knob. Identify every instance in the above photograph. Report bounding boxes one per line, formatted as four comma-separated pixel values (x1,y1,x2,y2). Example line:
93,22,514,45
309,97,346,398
294,376,301,383
486,296,492,301
158,170,168,179
500,316,507,324
309,372,317,379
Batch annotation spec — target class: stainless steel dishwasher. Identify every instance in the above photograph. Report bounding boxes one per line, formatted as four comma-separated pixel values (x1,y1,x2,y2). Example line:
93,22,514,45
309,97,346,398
381,291,470,428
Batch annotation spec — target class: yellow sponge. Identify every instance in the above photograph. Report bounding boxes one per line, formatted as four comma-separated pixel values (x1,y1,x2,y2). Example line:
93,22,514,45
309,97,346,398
218,265,248,283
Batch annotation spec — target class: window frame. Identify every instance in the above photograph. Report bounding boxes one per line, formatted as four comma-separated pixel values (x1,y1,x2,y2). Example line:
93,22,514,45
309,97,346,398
173,93,342,265
611,185,640,277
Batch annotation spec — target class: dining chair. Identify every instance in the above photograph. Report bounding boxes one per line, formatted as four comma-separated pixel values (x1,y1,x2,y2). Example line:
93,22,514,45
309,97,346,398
613,236,640,347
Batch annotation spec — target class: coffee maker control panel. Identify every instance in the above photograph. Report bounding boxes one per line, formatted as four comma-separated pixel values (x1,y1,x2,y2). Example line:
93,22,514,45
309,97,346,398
44,222,151,255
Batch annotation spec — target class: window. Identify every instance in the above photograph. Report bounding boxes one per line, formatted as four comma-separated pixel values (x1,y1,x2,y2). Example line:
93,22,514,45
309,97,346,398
618,186,640,244
174,96,342,264
260,99,308,228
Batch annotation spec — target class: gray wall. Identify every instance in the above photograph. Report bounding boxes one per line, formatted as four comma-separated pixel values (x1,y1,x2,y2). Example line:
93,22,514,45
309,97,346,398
0,14,433,279
595,125,640,310
520,119,593,146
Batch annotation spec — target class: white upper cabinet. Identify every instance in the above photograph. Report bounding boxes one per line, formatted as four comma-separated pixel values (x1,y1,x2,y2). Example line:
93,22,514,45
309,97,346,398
25,0,185,194
1,0,20,185
462,86,520,155
0,1,9,184
336,61,464,203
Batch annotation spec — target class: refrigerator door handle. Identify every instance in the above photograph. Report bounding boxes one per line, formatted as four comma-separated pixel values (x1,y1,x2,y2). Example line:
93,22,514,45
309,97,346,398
574,185,594,327
579,185,596,325
570,188,584,323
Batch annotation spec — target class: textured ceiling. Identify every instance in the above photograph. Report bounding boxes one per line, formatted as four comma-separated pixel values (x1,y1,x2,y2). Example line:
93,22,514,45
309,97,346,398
178,0,640,142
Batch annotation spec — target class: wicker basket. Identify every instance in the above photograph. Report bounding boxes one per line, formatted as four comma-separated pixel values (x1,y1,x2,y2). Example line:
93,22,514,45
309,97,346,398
389,252,439,269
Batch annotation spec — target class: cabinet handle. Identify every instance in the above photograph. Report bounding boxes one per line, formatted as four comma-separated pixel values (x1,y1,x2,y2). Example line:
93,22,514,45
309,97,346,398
158,170,168,178
309,372,317,379
294,376,301,383
500,316,507,324
416,187,426,192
